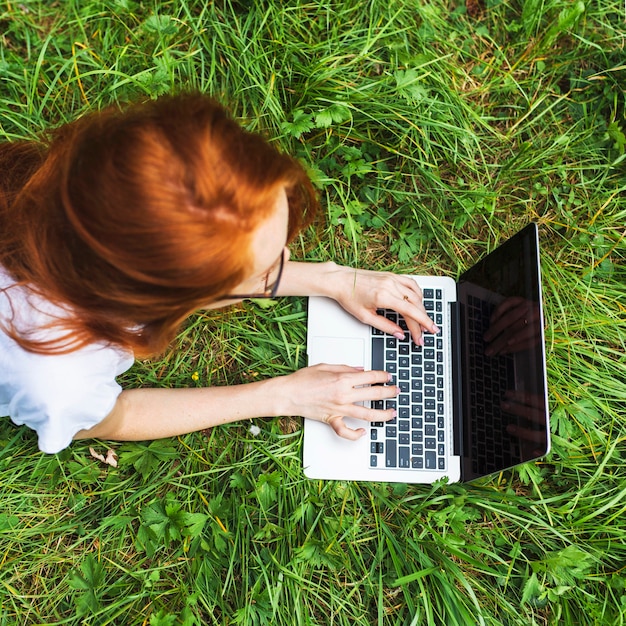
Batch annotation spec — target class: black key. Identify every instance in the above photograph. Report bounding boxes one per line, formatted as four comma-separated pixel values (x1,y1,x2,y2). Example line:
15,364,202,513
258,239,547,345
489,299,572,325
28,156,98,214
372,421,384,427
424,336,434,347
437,430,445,442
424,289,433,298
438,457,445,470
411,417,423,429
412,354,422,365
412,443,423,456
412,431,423,442
412,457,424,469
386,337,396,348
387,362,397,373
399,395,409,406
436,289,442,299
424,361,435,372
399,381,409,393
424,348,435,359
399,407,410,418
386,350,397,361
425,412,435,422
424,300,434,311
411,405,423,416
438,444,445,456
425,374,435,384
425,451,437,469
399,369,410,380
371,442,384,454
411,367,423,377
386,442,397,467
399,344,409,355
399,356,409,368
399,447,410,468
371,455,378,466
425,424,436,436
372,337,384,372
437,390,444,401
399,420,410,432
385,400,397,410
425,399,435,410
399,433,410,445
412,379,422,390
373,400,384,410
425,438,436,449
425,386,435,397
371,429,378,441
412,392,423,403
386,426,397,438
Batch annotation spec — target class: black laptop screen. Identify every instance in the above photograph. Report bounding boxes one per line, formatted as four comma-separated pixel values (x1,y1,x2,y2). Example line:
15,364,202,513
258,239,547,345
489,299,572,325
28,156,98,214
457,223,549,481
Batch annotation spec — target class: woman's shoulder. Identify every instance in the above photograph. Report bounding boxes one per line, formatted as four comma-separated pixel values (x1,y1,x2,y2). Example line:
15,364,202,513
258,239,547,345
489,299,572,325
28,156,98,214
1,266,135,453
0,265,71,331
0,264,134,383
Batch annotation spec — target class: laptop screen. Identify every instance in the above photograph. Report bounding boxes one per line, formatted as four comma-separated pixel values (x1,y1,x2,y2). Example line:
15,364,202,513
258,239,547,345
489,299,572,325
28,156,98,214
457,223,549,481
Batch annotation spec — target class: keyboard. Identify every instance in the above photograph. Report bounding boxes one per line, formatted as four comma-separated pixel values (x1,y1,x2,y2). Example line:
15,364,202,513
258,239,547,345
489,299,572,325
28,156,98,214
369,288,447,471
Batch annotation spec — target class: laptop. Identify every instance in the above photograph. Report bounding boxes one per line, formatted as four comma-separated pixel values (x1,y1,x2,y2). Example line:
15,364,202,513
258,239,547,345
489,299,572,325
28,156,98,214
303,223,550,483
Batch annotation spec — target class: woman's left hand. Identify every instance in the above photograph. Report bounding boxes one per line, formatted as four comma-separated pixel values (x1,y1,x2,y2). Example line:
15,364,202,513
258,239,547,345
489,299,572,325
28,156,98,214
325,266,439,345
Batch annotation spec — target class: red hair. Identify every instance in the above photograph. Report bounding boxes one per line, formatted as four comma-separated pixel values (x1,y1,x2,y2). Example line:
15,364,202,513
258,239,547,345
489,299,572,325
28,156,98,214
0,94,317,356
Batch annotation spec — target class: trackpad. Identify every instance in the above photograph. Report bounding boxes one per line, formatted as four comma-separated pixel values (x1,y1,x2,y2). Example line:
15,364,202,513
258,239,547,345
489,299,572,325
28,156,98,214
308,337,365,368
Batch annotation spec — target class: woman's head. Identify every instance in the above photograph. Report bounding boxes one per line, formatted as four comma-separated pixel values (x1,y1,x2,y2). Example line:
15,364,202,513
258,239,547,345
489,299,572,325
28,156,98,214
0,93,317,356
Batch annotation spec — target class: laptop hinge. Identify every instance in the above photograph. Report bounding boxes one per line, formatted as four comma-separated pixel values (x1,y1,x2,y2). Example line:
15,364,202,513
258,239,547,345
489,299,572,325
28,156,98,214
449,301,464,462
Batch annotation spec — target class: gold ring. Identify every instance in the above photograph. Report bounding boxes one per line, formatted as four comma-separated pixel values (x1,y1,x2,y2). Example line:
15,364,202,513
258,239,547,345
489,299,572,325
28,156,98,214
403,295,410,302
523,319,529,325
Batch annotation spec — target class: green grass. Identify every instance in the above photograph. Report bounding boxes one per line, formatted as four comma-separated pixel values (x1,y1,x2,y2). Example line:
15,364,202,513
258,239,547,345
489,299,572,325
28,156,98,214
1,0,625,624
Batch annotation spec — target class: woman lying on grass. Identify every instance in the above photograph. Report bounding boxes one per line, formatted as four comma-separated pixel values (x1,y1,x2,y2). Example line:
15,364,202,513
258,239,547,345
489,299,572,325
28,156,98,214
0,93,438,453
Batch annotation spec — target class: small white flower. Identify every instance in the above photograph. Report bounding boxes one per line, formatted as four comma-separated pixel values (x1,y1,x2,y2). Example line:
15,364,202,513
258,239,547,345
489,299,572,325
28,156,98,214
249,424,261,437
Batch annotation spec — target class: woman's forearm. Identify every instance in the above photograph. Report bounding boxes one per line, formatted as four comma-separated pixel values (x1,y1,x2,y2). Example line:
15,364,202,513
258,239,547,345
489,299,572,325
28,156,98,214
275,260,349,298
74,377,284,442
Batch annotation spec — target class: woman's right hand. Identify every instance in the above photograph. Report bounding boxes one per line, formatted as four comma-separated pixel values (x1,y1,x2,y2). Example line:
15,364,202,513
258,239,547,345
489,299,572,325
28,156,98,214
276,364,398,440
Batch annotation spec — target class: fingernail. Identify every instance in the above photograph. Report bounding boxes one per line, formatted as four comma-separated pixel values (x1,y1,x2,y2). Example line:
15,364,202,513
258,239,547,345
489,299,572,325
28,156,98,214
394,331,405,340
432,325,440,334
396,387,401,395
387,372,393,382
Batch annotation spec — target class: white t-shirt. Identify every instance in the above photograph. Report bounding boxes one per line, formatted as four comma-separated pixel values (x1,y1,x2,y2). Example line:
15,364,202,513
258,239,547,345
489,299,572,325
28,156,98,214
0,267,134,453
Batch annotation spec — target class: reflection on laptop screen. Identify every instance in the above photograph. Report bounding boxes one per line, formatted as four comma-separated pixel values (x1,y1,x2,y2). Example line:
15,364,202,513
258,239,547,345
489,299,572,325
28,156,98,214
458,224,548,481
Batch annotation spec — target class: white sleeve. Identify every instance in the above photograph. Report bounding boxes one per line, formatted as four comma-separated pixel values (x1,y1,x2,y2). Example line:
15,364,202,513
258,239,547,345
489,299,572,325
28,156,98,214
2,342,134,454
